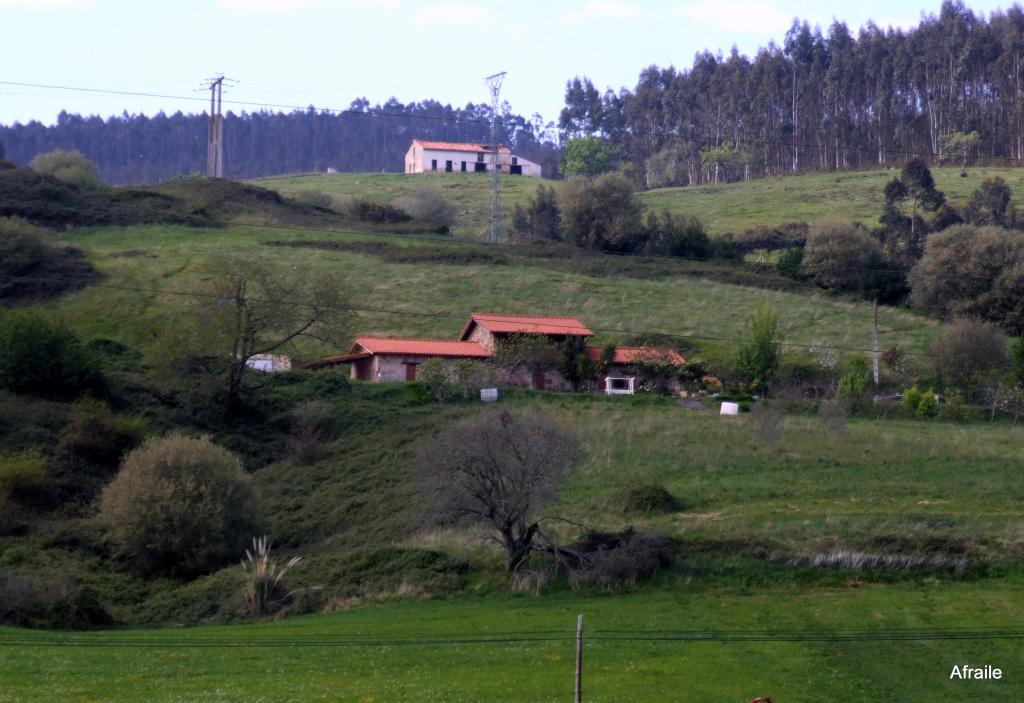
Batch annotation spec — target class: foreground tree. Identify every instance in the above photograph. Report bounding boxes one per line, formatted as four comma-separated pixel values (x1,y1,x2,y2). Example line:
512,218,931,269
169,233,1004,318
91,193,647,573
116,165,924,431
415,409,580,573
169,256,350,406
801,222,880,291
734,306,780,394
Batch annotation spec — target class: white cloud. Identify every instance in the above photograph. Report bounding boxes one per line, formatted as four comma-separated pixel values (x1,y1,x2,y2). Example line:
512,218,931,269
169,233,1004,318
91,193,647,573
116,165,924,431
414,2,491,24
675,0,793,34
0,0,96,7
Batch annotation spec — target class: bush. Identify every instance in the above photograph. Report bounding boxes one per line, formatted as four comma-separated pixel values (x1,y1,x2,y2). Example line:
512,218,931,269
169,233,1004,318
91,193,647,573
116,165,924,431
390,186,456,233
557,173,645,253
916,389,938,417
511,185,560,241
98,434,259,577
837,356,873,413
777,247,805,280
930,318,1008,393
650,212,710,258
29,149,101,188
613,484,680,515
286,399,334,464
910,225,1024,334
569,530,676,589
802,222,880,291
0,309,104,397
0,216,97,303
349,199,411,224
0,449,45,501
60,398,146,466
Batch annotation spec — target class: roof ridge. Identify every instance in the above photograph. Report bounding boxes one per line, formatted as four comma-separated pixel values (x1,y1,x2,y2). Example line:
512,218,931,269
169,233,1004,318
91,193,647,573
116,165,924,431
471,312,586,320
357,335,481,343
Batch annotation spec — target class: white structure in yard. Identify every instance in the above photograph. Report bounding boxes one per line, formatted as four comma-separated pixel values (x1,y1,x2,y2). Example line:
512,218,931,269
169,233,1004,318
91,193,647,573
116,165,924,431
404,140,542,178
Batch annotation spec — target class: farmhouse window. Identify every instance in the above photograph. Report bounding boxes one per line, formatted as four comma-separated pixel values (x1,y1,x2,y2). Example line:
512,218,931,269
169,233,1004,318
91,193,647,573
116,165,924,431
477,153,485,162
512,156,518,165
461,161,466,172
445,160,453,172
431,159,437,171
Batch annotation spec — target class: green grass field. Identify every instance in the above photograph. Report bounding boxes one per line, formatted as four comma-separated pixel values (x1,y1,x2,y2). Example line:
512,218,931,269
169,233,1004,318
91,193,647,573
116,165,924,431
3,584,1023,702
254,166,1024,237
50,223,940,358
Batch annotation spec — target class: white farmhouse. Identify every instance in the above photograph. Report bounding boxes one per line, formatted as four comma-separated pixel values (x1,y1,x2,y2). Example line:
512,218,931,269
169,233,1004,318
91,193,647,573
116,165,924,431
404,139,542,177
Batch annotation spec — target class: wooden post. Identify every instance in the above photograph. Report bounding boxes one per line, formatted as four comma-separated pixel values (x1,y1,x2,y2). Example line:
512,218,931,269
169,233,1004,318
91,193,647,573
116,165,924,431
872,299,880,387
575,614,584,703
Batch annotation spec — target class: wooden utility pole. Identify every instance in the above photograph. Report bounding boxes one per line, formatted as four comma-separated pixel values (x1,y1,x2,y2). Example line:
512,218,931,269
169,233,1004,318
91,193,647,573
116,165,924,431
872,299,880,387
207,75,225,178
575,614,584,703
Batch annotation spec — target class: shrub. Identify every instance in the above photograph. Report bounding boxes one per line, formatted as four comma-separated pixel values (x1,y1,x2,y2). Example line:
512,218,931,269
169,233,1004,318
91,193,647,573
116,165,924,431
902,385,924,412
930,318,1008,394
60,398,146,466
910,225,1024,334
0,449,45,501
777,247,805,280
391,185,456,232
0,309,104,397
916,389,938,417
241,536,303,617
511,185,560,241
650,211,711,259
29,149,100,188
837,356,873,413
557,173,645,253
98,434,259,577
938,390,967,421
733,306,780,394
613,484,680,515
0,216,97,303
802,222,881,291
569,530,676,589
349,199,411,224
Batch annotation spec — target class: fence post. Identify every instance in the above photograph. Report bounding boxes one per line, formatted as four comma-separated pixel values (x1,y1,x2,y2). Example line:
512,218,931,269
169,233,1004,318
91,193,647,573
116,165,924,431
575,614,584,703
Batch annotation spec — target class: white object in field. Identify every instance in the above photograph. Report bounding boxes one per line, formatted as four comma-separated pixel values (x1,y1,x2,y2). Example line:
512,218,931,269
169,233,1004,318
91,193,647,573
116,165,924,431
720,402,740,416
604,377,635,395
481,388,499,402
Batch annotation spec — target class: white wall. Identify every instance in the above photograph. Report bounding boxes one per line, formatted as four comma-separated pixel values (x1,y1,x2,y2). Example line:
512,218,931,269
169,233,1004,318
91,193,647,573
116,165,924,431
405,143,541,177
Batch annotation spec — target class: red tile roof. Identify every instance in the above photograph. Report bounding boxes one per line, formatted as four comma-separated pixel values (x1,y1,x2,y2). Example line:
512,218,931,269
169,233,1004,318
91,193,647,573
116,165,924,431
353,337,491,358
461,313,593,339
585,346,685,365
412,139,511,155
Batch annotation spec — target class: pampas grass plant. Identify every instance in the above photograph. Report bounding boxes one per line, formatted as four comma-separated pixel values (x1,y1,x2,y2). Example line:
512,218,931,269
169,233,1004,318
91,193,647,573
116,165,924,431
241,536,302,617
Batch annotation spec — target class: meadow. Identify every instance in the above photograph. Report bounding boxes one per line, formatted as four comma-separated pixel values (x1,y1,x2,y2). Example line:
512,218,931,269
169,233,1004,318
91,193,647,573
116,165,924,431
254,165,1024,237
51,223,939,359
2,583,1023,702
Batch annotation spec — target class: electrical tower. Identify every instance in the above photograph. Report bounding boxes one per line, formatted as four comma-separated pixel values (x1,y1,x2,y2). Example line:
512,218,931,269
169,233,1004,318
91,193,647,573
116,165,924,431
484,71,506,244
207,75,225,178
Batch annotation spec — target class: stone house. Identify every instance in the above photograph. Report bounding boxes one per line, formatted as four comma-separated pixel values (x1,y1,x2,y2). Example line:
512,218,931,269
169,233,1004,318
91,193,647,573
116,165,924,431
585,346,686,395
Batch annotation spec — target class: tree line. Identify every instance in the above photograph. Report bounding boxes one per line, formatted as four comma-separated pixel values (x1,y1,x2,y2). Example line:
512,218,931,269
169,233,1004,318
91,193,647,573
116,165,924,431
0,100,560,184
559,1,1024,186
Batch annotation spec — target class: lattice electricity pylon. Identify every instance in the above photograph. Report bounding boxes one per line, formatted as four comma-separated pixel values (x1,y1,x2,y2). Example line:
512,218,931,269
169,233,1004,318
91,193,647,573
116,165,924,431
484,71,506,244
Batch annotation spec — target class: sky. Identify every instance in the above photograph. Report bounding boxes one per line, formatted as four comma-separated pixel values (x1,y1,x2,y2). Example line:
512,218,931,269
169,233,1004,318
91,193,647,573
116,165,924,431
0,0,1018,128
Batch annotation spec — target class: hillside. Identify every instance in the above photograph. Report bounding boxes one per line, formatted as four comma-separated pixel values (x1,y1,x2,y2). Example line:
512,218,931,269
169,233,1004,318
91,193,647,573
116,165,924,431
2,171,1023,702
254,166,1024,237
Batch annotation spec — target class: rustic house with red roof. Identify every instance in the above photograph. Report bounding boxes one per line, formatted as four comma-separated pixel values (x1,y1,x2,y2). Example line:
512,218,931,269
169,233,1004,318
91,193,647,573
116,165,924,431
404,140,541,177
308,312,683,393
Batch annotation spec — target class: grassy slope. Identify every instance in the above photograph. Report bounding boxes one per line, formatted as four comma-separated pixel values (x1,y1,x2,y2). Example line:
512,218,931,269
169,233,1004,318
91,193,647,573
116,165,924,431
254,166,1024,237
51,224,939,356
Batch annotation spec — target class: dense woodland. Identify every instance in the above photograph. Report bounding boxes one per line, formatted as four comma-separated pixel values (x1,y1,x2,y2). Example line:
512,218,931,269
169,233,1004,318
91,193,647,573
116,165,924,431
0,100,561,184
561,1,1024,185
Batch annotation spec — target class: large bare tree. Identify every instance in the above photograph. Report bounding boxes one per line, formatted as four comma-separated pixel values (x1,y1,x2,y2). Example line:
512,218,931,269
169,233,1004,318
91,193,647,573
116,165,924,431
415,408,580,573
